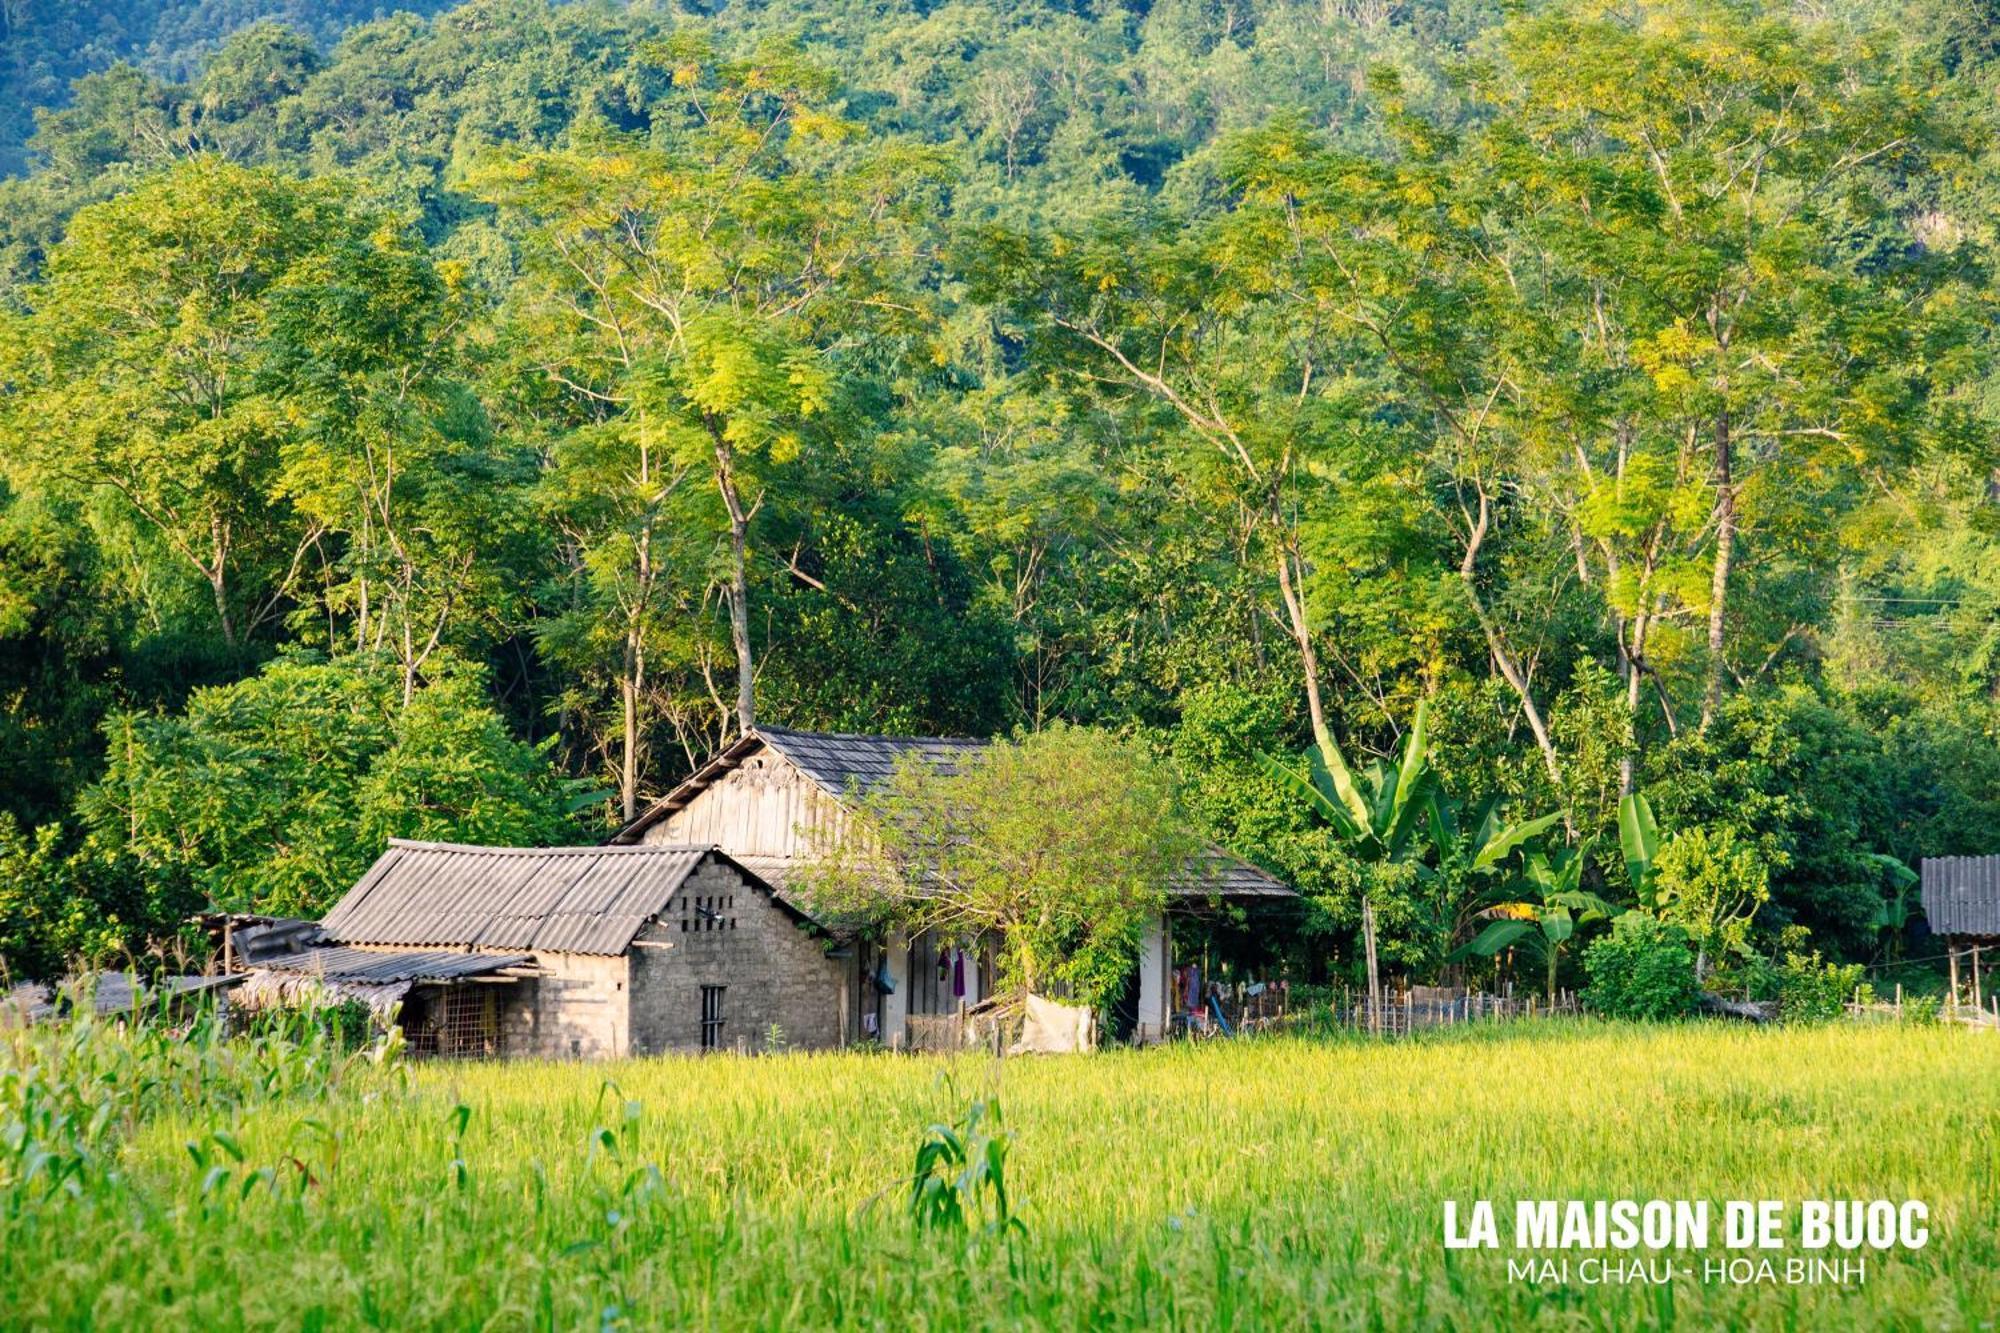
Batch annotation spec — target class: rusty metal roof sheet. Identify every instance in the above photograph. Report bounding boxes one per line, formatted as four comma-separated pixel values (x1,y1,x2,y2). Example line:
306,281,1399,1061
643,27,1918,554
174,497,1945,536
1922,856,2000,937
246,946,531,984
322,841,734,956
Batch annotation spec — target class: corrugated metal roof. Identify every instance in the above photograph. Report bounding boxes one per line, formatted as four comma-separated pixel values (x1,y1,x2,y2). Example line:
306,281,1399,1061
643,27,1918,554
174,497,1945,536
247,947,531,984
1922,856,2000,937
322,842,730,956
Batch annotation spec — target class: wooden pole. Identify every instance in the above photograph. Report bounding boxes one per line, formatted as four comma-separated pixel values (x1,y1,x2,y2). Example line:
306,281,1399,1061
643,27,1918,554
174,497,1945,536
1363,897,1381,1036
1948,945,1960,1016
1974,945,1984,1012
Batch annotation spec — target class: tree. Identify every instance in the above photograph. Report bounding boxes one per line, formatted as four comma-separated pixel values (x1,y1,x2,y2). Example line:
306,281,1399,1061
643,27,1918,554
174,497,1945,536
262,179,524,705
1650,825,1770,978
798,723,1202,1008
1477,0,1985,728
5,159,350,651
74,652,576,920
476,36,948,770
978,156,1403,790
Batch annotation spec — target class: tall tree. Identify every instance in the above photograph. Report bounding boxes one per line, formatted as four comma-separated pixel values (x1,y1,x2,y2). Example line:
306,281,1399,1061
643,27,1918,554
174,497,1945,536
477,37,946,812
1479,0,1983,728
2,158,352,651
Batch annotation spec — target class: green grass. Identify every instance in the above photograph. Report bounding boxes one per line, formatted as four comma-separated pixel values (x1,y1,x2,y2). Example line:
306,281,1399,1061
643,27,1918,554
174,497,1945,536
7,1021,1998,1329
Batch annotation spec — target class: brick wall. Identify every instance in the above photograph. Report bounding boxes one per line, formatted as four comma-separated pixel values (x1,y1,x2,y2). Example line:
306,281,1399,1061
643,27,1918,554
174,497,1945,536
628,858,849,1053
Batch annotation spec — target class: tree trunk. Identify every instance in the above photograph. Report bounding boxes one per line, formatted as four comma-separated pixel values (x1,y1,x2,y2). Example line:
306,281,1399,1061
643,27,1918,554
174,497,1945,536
208,570,236,649
1362,895,1381,1035
1618,610,1650,796
1272,537,1340,774
711,435,757,735
621,630,641,824
725,509,754,734
1458,487,1565,796
1702,406,1734,730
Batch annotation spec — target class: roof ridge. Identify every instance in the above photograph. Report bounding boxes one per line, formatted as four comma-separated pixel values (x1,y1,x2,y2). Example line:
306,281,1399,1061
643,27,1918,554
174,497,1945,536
385,838,719,856
757,724,989,746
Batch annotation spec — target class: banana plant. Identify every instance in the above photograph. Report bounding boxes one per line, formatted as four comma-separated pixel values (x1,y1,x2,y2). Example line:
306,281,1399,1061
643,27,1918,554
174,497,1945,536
1618,792,1663,910
1260,699,1439,1017
1454,840,1614,1002
1425,795,1564,879
1260,698,1437,865
1862,852,1919,961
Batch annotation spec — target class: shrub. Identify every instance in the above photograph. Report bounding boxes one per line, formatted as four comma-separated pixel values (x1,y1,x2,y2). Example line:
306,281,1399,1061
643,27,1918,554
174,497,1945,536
1773,950,1866,1024
1901,994,1942,1025
1583,913,1700,1020
1651,826,1768,975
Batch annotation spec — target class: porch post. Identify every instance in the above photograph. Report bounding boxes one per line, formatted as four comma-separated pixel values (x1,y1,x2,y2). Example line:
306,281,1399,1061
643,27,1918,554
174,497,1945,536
883,929,910,1049
1136,911,1169,1044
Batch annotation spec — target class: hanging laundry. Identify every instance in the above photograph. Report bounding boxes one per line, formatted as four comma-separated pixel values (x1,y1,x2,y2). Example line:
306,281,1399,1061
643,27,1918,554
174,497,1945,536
952,948,966,999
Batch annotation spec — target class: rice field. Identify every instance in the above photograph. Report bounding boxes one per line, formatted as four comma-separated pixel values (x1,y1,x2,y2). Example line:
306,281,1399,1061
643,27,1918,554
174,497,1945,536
7,1020,1998,1330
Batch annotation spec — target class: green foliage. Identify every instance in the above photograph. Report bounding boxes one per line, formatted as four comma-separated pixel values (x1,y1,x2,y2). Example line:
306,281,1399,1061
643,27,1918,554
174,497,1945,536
1618,794,1664,909
75,653,574,921
800,722,1200,1007
1757,931,1869,1023
907,1094,1023,1241
1583,912,1701,1021
1263,697,1563,975
1,981,396,1207
1457,841,1614,1001
1650,826,1770,974
1643,687,1899,956
0,0,1995,991
1900,993,1943,1025
0,816,116,979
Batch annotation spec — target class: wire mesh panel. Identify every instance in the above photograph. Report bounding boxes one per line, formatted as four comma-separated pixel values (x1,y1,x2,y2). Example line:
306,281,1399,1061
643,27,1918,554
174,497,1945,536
403,985,502,1059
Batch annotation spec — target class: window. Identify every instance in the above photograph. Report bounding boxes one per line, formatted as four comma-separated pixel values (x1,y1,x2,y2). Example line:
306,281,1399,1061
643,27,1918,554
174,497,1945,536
700,985,726,1051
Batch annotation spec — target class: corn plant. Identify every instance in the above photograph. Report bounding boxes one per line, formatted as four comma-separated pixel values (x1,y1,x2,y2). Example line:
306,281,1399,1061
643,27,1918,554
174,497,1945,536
908,1095,1024,1239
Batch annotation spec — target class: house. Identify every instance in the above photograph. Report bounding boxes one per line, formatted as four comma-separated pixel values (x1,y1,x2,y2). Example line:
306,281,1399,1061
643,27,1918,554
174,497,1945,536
242,726,1298,1058
237,841,844,1057
1920,855,2000,1010
610,725,1297,1045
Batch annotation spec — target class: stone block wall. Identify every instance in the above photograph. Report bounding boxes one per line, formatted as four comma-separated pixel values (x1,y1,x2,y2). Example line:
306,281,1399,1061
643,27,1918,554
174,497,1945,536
498,952,630,1059
628,858,849,1053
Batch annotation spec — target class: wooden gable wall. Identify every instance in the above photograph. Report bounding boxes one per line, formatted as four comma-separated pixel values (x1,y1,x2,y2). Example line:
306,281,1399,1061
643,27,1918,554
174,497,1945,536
638,745,857,859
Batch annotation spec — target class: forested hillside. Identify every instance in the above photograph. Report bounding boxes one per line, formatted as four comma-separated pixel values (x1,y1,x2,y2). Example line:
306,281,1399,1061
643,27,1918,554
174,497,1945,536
2,0,1997,985
0,1,462,175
